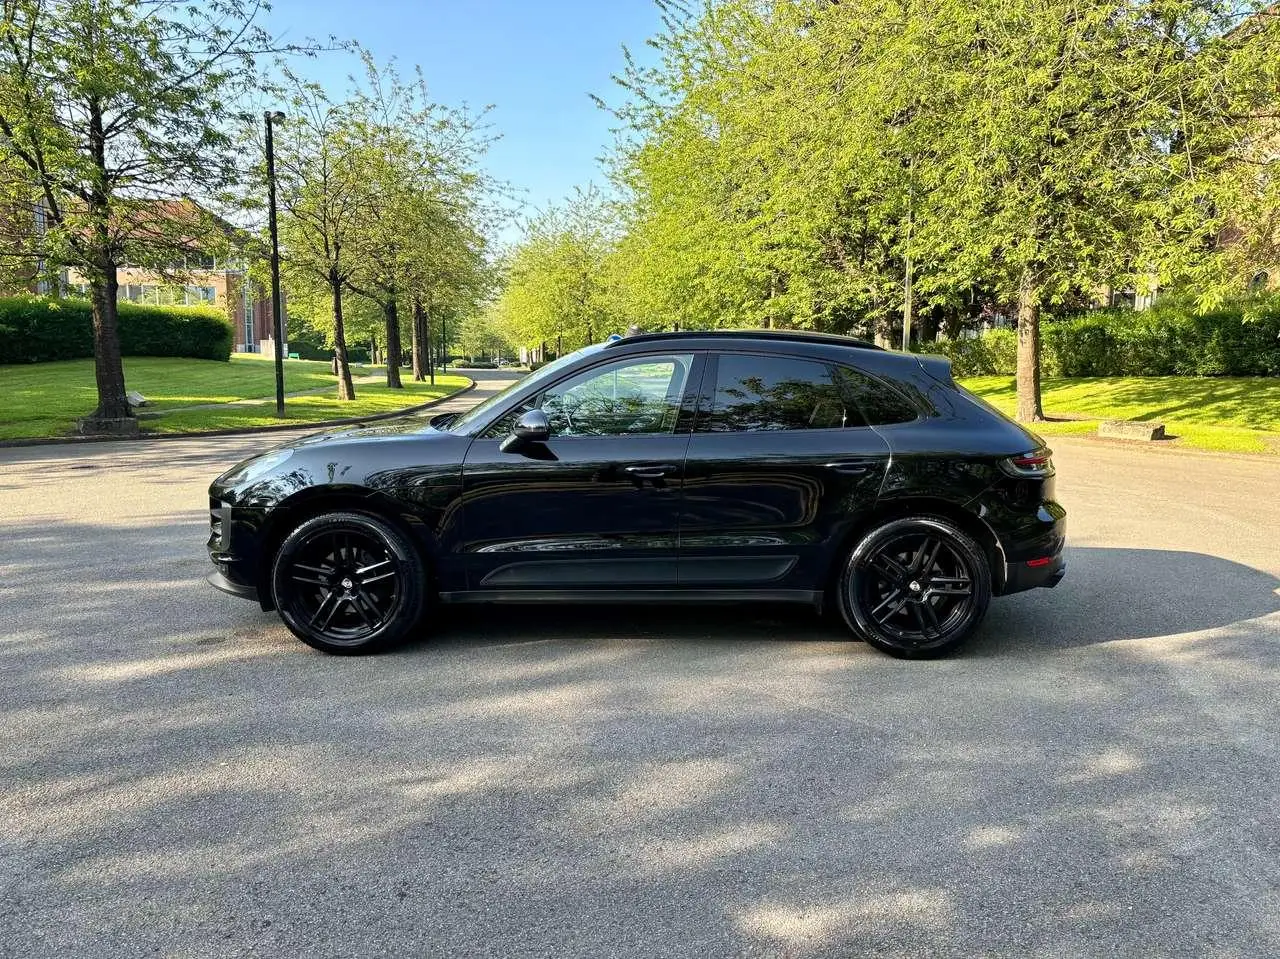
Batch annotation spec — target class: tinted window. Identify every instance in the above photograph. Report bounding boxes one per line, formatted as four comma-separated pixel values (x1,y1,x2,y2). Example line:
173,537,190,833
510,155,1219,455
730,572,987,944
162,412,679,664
833,366,919,425
701,354,859,432
487,354,693,438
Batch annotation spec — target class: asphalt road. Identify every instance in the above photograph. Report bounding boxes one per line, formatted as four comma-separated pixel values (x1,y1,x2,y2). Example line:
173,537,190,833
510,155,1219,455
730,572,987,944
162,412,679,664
1,370,1277,958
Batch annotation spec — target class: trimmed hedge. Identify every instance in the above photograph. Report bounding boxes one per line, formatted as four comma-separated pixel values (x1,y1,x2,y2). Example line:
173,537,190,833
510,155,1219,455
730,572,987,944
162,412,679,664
919,297,1280,378
0,296,232,364
286,332,371,364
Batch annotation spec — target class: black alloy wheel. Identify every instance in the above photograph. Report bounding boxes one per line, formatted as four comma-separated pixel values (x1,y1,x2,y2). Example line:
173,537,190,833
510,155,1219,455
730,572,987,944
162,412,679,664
838,516,991,658
272,511,427,654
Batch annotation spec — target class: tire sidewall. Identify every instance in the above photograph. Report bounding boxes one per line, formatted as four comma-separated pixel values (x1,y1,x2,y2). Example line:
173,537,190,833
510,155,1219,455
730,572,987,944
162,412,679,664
271,511,426,654
838,516,991,658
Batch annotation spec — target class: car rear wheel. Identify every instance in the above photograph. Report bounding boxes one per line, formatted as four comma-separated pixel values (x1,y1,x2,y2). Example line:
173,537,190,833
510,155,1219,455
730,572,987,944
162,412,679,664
271,511,427,655
838,516,991,658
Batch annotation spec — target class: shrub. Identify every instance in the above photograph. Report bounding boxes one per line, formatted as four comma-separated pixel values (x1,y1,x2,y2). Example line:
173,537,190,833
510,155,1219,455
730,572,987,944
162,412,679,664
285,330,371,365
916,328,1018,376
0,296,232,364
919,295,1280,378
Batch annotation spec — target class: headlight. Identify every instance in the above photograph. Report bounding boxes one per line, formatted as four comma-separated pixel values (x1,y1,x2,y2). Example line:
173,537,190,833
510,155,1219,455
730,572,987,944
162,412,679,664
216,449,294,487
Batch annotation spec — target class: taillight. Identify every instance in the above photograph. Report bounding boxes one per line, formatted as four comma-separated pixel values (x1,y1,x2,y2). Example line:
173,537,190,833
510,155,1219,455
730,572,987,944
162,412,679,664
1000,447,1055,478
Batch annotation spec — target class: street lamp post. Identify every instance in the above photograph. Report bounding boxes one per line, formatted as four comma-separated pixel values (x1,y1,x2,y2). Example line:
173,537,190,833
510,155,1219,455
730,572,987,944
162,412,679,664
264,110,287,417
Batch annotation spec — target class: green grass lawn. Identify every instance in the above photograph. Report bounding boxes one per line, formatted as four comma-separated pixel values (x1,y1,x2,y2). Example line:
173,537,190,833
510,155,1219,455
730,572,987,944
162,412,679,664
962,375,1280,454
151,374,470,433
0,353,468,440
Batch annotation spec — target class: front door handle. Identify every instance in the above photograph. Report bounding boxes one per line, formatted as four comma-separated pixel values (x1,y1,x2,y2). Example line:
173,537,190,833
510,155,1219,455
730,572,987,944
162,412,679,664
825,460,877,475
625,464,678,480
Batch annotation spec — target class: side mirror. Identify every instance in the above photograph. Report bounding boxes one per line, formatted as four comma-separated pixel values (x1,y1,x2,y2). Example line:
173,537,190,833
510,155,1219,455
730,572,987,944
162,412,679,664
504,409,550,449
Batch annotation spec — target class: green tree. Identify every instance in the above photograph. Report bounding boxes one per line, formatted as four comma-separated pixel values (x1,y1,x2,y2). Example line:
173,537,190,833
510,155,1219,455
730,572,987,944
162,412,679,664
494,186,617,353
275,75,371,401
342,54,496,390
0,0,293,429
606,0,1280,421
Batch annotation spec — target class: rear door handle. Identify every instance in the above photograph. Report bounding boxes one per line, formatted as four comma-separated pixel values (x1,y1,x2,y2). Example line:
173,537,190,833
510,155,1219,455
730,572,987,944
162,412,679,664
625,464,678,480
825,460,877,475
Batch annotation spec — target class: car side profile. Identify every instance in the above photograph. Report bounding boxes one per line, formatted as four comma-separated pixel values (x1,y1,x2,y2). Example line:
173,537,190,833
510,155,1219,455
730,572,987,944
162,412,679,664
207,330,1065,658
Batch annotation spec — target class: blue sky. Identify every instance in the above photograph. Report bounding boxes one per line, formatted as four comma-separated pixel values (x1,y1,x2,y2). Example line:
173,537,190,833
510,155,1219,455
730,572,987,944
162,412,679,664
263,0,664,239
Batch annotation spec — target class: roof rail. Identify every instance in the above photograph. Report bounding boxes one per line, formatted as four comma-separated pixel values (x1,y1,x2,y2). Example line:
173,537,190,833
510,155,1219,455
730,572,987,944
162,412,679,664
603,329,883,351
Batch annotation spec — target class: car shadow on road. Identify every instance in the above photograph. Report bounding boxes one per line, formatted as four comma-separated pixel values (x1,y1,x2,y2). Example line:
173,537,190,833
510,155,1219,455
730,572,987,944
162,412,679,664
417,545,1280,657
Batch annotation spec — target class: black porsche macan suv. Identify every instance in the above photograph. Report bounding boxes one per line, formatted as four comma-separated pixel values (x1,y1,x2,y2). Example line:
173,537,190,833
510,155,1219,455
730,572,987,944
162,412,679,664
207,330,1065,657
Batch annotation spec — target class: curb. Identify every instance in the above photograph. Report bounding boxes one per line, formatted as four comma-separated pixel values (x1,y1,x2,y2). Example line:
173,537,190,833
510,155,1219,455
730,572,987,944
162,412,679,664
0,378,476,449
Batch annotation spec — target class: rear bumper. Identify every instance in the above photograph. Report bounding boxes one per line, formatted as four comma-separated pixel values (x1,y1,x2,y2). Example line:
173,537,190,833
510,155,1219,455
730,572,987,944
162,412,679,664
1001,551,1066,595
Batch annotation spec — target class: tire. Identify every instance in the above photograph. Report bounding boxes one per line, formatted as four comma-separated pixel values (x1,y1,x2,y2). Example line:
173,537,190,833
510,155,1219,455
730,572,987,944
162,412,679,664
837,516,991,658
271,511,428,655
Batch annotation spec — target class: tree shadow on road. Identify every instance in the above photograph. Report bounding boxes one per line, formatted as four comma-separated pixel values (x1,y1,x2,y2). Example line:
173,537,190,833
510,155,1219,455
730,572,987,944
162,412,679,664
3,517,1280,958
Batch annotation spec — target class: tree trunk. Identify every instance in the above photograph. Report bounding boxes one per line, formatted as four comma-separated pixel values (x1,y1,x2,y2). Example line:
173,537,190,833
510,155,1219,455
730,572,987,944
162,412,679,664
411,296,426,381
330,272,356,401
1016,271,1046,422
87,254,131,422
423,300,435,385
384,294,403,389
370,334,379,367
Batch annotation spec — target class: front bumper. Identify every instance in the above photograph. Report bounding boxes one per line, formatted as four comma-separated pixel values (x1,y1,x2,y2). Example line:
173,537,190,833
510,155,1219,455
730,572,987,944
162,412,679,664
207,569,259,602
207,497,272,608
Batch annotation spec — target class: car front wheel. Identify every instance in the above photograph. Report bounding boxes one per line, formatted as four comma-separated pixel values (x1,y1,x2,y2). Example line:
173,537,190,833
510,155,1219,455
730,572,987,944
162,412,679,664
271,511,427,654
838,516,991,658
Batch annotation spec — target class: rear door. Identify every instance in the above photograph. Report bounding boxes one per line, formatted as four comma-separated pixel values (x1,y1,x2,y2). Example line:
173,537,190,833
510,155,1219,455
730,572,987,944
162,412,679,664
677,351,893,591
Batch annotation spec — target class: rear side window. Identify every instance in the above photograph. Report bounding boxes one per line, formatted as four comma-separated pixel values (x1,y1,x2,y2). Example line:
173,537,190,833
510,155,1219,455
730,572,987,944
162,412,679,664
699,353,865,432
834,365,920,425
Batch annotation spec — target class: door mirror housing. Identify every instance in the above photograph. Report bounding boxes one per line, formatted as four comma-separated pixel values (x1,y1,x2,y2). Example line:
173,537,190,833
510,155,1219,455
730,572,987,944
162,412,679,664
513,408,550,442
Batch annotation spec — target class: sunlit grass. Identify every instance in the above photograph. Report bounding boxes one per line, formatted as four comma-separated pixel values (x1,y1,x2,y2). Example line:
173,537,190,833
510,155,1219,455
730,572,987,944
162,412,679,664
962,375,1280,454
0,354,465,440
151,375,470,433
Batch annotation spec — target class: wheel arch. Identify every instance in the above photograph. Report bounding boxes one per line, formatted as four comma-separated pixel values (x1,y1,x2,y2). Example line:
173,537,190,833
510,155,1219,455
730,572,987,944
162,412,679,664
828,496,1007,600
254,485,437,609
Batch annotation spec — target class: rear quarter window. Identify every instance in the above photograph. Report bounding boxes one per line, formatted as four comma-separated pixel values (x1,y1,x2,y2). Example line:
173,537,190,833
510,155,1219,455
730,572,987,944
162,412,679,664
834,366,920,425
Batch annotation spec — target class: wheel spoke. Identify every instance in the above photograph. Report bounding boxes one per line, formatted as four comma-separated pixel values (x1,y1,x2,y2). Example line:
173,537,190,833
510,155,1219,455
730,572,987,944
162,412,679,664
913,537,942,576
294,562,333,576
353,588,385,624
911,601,932,637
291,570,329,586
872,592,911,626
919,599,941,632
929,581,973,597
866,552,909,584
348,592,375,627
870,588,904,619
310,590,340,630
356,558,394,583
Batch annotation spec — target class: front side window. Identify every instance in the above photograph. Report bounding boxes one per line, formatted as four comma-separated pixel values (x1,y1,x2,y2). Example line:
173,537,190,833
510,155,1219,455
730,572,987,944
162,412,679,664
482,353,693,439
541,355,692,437
700,353,856,432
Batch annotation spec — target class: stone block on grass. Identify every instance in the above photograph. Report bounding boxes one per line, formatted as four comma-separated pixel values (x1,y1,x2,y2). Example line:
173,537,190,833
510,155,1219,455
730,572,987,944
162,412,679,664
1098,419,1165,441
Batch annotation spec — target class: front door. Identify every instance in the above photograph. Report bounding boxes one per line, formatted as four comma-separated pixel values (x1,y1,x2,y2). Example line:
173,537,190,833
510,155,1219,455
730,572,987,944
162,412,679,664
678,351,892,590
459,352,702,592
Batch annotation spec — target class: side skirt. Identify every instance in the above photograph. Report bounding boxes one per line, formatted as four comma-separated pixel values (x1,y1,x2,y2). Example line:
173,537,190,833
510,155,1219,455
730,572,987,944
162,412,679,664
438,588,823,607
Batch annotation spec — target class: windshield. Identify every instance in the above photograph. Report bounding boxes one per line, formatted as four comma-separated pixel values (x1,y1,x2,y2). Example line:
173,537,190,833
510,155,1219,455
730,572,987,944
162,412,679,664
446,344,604,434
